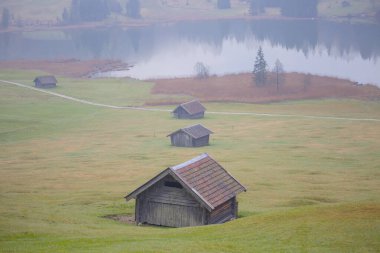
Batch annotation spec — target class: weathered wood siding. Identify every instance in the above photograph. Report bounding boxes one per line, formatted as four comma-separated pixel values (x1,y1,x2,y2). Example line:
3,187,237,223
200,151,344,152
136,175,206,227
35,81,56,88
193,135,210,147
173,107,204,119
170,132,193,147
170,132,209,147
187,112,204,119
208,197,236,224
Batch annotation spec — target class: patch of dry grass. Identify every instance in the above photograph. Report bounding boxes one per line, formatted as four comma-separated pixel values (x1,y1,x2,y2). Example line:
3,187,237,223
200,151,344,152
152,72,380,104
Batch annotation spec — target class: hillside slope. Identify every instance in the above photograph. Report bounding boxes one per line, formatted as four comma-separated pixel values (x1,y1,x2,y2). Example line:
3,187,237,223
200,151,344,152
0,69,379,252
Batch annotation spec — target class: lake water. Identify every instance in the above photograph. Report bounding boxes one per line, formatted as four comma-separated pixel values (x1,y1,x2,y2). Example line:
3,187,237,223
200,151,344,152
1,19,379,86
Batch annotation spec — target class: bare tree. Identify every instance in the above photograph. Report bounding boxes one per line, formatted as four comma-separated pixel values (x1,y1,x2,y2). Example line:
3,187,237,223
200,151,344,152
303,73,312,91
194,62,210,79
273,59,284,92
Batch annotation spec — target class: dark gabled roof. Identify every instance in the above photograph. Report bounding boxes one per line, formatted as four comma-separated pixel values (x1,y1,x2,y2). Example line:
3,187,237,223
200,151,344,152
34,76,57,84
125,153,246,211
173,100,206,115
167,124,213,139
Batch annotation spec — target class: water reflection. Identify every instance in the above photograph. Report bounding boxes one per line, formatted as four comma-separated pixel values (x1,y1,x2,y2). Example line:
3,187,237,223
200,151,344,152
0,19,379,85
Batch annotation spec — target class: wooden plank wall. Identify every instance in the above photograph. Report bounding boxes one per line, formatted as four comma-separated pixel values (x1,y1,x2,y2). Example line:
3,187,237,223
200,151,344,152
208,198,235,224
141,201,204,227
173,107,204,119
193,135,210,147
137,175,206,227
171,132,193,147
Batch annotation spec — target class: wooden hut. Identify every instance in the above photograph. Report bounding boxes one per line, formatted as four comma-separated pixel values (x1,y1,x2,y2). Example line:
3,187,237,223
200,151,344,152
167,124,213,147
34,76,57,88
172,100,206,119
125,153,246,227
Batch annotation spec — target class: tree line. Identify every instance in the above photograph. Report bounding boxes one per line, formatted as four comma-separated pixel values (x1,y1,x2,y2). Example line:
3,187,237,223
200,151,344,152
1,8,11,29
249,0,318,18
62,0,141,24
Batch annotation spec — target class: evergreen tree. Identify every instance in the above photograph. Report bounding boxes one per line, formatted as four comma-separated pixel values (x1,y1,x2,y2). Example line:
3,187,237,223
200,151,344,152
126,0,141,19
1,8,11,29
108,0,122,14
62,8,70,24
249,0,265,16
376,10,380,24
280,0,318,18
253,46,267,86
217,0,231,9
69,0,110,23
70,0,81,23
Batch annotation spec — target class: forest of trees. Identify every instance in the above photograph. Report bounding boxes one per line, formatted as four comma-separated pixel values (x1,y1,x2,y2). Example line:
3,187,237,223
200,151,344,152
62,0,140,24
249,0,318,18
126,0,141,19
68,0,110,23
217,0,231,9
1,8,11,29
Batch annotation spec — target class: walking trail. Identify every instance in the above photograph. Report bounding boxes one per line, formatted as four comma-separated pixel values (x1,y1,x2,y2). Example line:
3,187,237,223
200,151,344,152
1,79,379,122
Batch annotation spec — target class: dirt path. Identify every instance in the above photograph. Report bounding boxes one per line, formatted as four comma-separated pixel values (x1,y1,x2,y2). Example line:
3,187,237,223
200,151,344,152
1,79,380,122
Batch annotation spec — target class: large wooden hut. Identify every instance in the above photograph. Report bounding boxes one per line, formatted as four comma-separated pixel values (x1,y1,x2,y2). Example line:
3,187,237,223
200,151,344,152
172,100,206,119
125,153,246,227
34,76,57,88
167,124,213,147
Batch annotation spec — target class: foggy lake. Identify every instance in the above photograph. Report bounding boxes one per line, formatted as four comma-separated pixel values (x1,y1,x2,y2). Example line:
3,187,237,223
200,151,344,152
1,19,379,85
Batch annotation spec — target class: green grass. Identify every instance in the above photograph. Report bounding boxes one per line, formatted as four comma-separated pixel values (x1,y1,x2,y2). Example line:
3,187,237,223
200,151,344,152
0,70,379,252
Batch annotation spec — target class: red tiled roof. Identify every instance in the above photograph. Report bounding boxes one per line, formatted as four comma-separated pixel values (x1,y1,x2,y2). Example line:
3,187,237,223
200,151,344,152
171,153,246,209
125,154,246,211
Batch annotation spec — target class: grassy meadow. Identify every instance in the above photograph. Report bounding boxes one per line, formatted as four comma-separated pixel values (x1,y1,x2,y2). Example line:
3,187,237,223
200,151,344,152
0,70,380,252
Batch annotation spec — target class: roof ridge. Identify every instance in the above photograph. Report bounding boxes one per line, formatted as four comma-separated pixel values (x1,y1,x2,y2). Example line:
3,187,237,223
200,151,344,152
181,99,199,106
171,153,209,171
182,123,203,130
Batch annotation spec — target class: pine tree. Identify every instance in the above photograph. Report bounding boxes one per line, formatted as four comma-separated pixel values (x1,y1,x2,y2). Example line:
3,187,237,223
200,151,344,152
217,0,231,9
253,46,267,86
1,8,11,29
62,8,70,24
69,0,110,23
249,0,264,16
126,0,141,19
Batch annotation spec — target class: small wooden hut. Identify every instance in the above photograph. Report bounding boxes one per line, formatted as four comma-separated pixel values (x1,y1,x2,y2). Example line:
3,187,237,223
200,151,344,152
167,124,213,147
125,153,246,227
34,76,57,88
172,100,206,119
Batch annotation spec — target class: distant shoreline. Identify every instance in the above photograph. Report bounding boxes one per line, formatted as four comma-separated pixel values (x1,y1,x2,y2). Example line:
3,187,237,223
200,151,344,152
2,59,379,104
0,14,376,34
